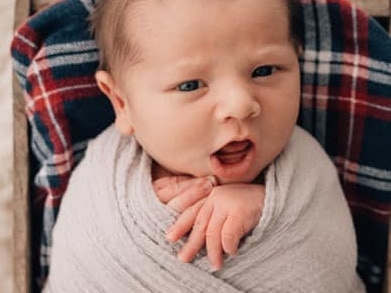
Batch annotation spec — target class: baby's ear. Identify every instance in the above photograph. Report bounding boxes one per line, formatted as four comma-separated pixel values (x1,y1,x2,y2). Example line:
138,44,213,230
95,70,134,135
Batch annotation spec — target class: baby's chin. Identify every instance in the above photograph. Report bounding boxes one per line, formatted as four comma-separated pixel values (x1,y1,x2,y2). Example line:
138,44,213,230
214,176,257,186
152,160,260,185
213,169,265,185
184,168,261,185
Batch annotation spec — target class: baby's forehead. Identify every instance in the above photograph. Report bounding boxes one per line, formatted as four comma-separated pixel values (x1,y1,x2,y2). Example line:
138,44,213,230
112,0,293,75
126,0,290,43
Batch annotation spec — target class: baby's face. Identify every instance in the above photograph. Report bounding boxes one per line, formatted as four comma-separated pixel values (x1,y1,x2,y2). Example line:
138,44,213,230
118,0,300,184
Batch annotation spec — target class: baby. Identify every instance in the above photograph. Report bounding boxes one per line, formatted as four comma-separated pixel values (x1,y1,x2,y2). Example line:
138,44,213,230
44,0,365,291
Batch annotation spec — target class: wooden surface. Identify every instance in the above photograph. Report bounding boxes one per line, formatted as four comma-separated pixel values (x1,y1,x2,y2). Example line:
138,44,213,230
352,0,390,16
13,0,31,292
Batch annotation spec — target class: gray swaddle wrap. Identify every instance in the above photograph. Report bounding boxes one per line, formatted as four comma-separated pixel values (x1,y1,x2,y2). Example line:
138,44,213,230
44,125,364,292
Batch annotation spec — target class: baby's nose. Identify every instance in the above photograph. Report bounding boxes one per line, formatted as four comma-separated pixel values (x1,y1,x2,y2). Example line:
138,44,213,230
214,85,260,122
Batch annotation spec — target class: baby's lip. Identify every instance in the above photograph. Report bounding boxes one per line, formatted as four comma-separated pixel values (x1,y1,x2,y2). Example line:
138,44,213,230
214,140,252,164
210,139,255,180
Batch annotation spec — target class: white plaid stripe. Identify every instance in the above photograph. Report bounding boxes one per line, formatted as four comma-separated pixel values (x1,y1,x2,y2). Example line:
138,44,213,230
303,53,391,85
300,2,333,146
80,0,97,15
44,40,97,56
26,83,99,110
349,201,391,216
33,141,87,182
335,157,391,192
302,93,391,113
32,61,71,170
343,5,361,184
13,60,28,83
14,32,38,50
41,52,99,69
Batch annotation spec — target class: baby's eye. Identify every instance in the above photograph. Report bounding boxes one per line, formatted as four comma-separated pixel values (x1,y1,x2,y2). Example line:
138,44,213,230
176,80,204,92
251,65,276,78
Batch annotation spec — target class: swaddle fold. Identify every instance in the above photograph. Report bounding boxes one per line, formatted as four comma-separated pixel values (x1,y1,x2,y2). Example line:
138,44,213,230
44,125,364,292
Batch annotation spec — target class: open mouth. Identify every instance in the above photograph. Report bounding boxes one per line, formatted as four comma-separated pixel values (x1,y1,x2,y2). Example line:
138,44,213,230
214,140,253,164
210,140,255,180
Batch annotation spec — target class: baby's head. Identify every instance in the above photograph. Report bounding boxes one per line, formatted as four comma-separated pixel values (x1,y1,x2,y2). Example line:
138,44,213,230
92,0,302,75
92,0,302,184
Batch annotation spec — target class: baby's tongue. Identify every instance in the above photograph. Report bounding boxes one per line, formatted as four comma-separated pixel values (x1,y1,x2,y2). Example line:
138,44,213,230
215,141,250,164
217,141,250,155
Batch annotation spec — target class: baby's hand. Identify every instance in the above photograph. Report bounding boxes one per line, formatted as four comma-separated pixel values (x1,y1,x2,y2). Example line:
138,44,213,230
153,175,216,212
169,184,265,270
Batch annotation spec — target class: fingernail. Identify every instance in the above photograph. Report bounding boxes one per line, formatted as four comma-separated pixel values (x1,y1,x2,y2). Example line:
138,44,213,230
207,175,218,187
204,181,213,192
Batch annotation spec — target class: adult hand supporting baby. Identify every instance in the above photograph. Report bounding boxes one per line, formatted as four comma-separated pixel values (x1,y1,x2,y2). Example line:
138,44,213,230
153,176,265,271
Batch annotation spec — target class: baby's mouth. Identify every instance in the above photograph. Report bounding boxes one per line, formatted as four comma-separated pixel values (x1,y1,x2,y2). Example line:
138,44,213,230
210,139,255,181
214,140,253,164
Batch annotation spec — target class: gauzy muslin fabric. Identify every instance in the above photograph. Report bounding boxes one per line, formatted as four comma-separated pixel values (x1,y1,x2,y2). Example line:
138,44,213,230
44,126,365,292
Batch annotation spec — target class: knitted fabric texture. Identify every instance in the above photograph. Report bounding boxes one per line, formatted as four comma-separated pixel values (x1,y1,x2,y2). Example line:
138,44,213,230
43,126,364,292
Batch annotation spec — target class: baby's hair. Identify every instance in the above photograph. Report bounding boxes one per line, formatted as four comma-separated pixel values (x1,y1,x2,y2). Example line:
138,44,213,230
89,0,140,76
287,0,303,52
90,0,303,76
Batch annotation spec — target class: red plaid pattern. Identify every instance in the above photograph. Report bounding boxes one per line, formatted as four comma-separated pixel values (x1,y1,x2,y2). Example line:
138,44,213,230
11,0,391,291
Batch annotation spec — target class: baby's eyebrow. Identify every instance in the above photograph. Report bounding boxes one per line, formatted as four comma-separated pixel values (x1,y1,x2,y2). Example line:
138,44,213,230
169,58,208,71
155,59,209,79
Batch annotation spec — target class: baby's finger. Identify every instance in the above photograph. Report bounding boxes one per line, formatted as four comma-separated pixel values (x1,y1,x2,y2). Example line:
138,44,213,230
177,201,213,263
221,217,244,256
205,211,226,270
153,176,193,203
166,199,205,242
167,179,214,212
153,175,192,190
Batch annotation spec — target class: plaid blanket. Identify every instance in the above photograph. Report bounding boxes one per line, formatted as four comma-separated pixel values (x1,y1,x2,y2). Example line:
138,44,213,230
11,0,114,290
11,0,391,292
